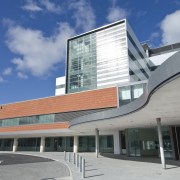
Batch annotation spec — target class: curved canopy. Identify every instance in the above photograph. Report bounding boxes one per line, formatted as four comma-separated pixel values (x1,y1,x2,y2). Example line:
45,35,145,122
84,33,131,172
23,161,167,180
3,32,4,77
69,51,180,132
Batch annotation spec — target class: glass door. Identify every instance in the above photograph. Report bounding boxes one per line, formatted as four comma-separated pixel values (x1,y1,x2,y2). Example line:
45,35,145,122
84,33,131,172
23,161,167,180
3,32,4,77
128,129,141,156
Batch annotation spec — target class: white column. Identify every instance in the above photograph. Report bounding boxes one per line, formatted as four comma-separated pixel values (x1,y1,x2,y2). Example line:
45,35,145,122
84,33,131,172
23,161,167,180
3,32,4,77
73,136,79,153
13,138,18,152
113,130,121,154
40,137,45,153
95,128,99,158
156,118,166,169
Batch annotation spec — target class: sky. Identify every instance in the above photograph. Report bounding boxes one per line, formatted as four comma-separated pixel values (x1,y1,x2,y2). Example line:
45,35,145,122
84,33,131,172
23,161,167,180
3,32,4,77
0,0,180,105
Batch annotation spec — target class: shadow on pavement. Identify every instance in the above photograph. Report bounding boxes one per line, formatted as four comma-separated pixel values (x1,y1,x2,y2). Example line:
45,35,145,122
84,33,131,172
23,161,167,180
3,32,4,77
100,153,180,167
85,174,104,178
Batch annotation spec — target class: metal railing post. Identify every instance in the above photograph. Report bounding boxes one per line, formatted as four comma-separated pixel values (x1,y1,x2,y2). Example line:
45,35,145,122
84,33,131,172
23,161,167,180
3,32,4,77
68,152,70,163
64,151,66,161
76,154,78,168
79,155,81,171
82,158,85,178
77,154,79,167
80,156,82,172
73,153,75,164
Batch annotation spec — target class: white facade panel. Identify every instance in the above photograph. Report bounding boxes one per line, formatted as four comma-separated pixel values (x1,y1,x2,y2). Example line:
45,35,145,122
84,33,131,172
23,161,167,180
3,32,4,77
55,76,66,96
96,21,130,88
97,78,129,88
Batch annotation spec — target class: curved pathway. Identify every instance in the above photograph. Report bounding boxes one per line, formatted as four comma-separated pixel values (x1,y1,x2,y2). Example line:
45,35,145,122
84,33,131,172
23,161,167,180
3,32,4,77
0,153,71,180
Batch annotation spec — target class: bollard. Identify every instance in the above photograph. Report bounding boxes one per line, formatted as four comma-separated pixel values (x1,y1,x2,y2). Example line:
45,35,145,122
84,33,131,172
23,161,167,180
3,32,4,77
68,152,70,163
73,153,75,164
79,155,81,172
82,158,85,178
76,154,78,168
77,154,79,167
80,156,82,172
64,151,66,161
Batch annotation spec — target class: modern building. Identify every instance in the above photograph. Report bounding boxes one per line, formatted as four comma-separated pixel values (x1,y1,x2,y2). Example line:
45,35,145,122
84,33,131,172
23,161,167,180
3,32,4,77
66,20,151,94
1,19,180,168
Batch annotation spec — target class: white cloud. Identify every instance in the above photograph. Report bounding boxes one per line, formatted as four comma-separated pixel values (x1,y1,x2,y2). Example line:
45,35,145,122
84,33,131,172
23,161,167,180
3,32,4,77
3,67,12,76
22,0,61,14
17,72,28,79
22,0,42,12
41,0,61,14
150,31,160,40
6,22,75,77
0,76,5,83
107,7,129,22
69,0,96,32
149,31,161,47
161,10,180,45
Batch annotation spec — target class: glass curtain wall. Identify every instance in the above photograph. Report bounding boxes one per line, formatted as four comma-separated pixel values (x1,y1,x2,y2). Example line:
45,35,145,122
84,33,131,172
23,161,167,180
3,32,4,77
0,139,13,151
45,137,73,152
78,135,114,153
128,127,173,158
0,114,55,127
128,129,141,156
67,33,97,93
119,82,146,106
162,127,173,158
17,138,40,151
171,126,180,160
67,20,129,93
99,135,114,153
79,136,95,152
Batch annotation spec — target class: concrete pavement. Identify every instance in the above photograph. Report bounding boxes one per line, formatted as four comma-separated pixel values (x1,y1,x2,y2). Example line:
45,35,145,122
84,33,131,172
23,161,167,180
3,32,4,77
0,153,71,180
1,152,180,180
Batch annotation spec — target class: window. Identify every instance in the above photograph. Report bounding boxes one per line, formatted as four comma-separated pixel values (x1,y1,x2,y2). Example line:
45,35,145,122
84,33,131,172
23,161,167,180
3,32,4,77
121,86,131,100
133,84,143,99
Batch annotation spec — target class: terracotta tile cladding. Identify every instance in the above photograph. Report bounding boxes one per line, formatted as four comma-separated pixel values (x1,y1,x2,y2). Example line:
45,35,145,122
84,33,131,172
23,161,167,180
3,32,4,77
0,87,118,120
0,122,69,132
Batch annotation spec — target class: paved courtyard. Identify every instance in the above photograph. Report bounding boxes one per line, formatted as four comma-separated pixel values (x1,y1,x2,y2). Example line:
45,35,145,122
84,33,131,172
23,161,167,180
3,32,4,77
1,152,180,180
0,153,71,180
73,153,180,180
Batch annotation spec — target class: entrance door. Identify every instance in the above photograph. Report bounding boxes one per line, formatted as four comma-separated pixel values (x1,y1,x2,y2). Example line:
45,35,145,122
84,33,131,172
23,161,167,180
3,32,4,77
128,129,141,156
172,126,180,160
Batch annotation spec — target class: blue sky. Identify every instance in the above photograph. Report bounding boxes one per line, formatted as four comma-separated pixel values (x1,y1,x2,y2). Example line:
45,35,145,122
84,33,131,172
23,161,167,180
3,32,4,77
0,0,180,104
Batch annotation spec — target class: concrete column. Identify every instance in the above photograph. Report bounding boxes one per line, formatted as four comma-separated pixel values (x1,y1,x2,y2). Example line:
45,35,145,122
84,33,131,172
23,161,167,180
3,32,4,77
95,128,99,158
156,118,166,169
73,136,79,153
40,137,45,153
113,130,121,154
13,138,18,152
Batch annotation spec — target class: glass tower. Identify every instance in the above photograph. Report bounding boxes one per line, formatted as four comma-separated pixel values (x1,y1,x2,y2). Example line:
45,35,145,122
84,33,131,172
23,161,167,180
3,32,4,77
66,20,151,93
